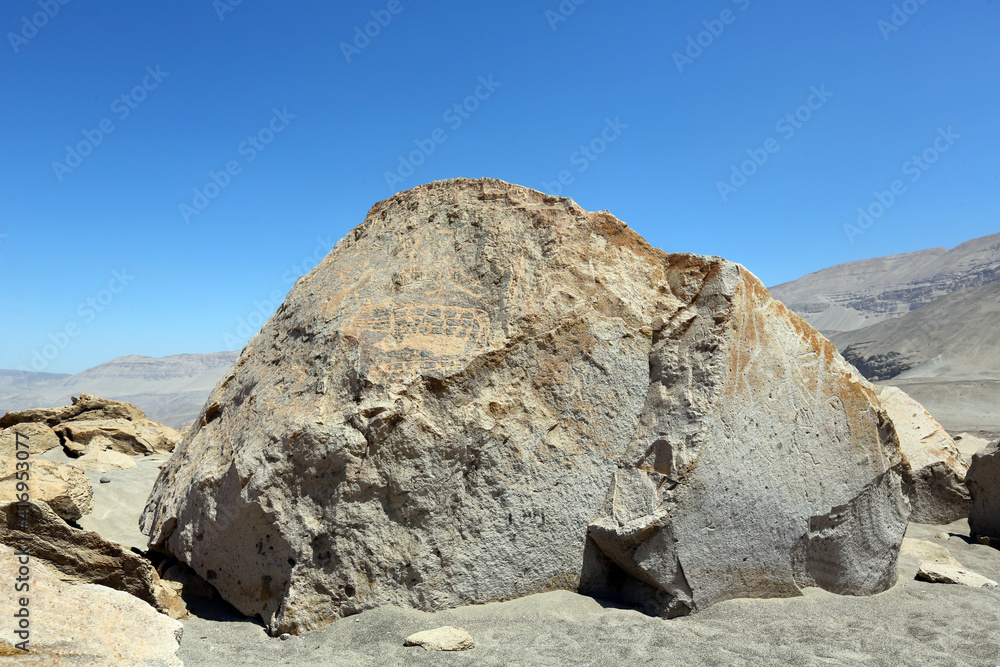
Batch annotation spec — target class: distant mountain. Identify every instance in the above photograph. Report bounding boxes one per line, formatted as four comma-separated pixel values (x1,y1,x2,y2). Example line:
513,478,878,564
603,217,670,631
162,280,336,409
0,352,238,428
826,282,1000,435
830,282,1000,383
769,232,1000,332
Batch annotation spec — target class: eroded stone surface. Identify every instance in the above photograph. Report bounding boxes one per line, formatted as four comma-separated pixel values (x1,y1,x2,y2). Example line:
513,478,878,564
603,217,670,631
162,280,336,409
877,386,970,523
141,178,908,634
404,626,475,651
0,499,181,617
0,544,183,665
0,458,94,522
967,440,1000,543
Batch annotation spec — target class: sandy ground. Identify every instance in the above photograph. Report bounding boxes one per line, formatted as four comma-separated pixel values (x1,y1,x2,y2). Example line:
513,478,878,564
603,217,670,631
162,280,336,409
172,520,1000,667
66,453,1000,666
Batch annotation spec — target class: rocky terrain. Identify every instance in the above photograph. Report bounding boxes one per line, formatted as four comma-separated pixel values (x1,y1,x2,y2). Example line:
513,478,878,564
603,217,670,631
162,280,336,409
2,181,998,665
769,232,1000,333
0,352,238,429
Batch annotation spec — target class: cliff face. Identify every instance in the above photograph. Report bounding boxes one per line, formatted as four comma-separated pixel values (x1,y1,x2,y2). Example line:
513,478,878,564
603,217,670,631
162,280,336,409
141,178,907,635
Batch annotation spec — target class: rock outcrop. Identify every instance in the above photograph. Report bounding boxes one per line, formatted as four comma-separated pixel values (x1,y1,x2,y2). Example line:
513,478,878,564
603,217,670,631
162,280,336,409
876,386,970,523
0,458,94,522
0,544,183,664
967,440,1000,544
1,393,146,428
2,394,181,460
141,178,908,634
0,499,183,617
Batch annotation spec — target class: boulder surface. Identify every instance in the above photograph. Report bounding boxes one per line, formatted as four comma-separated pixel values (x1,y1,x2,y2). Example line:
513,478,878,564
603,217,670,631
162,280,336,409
877,386,970,523
0,544,183,664
0,499,182,616
0,458,94,522
141,178,908,634
967,440,1000,543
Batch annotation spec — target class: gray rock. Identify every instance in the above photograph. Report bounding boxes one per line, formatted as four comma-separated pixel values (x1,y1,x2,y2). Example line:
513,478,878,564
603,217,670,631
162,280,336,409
100,476,111,484
966,440,1000,543
141,178,909,635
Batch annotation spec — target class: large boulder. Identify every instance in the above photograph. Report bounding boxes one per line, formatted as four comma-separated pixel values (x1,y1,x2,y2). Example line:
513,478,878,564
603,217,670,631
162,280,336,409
0,544,183,664
967,440,1000,544
0,458,94,522
141,178,908,634
0,499,183,617
877,386,970,523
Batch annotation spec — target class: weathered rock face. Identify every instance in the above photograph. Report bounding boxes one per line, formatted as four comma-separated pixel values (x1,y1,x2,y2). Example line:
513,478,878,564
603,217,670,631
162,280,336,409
0,499,181,616
967,441,1000,543
0,422,61,458
877,386,970,523
0,458,94,522
0,545,183,664
582,268,907,617
141,178,908,634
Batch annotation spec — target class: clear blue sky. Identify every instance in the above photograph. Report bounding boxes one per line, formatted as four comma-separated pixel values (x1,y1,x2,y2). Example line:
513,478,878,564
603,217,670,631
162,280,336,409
1,0,997,373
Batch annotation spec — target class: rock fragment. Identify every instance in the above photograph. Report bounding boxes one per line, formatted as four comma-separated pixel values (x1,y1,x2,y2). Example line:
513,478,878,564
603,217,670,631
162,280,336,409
404,626,475,651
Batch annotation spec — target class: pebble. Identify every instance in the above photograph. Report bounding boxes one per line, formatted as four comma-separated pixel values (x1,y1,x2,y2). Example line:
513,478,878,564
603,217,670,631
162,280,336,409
99,476,111,484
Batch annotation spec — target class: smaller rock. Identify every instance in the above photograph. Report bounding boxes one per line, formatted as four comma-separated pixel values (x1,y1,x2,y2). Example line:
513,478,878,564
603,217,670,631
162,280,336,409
967,440,1000,545
917,562,998,588
279,633,291,641
0,458,94,522
935,532,951,540
404,626,475,652
100,476,111,484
